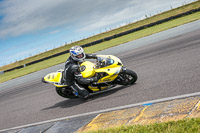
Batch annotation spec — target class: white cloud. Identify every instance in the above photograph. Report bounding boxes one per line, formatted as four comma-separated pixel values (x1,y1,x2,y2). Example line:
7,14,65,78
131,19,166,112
78,6,135,31
0,0,196,39
77,0,196,32
49,30,60,34
0,0,138,38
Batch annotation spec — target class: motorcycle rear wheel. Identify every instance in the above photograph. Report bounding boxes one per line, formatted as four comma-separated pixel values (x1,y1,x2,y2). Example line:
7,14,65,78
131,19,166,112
55,87,78,99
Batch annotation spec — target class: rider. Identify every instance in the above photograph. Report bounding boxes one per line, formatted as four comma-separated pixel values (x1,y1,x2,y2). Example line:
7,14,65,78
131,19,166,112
63,46,98,99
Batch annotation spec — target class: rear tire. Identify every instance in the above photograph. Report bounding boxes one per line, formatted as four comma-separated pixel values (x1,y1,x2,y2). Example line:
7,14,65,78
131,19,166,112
56,87,78,99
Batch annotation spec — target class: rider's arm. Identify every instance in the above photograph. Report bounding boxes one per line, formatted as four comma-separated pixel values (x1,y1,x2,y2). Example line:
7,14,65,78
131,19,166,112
70,65,91,84
72,65,98,84
75,74,98,84
85,54,98,59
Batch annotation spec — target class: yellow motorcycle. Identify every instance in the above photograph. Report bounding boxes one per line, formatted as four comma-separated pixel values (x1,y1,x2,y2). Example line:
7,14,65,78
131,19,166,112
42,55,137,99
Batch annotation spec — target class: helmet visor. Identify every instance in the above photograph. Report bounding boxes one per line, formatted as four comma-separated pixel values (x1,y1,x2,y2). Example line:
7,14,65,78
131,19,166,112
75,53,84,59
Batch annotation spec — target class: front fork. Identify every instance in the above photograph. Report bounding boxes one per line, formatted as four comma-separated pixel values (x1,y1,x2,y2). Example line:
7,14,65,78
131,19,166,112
114,67,126,84
121,67,127,73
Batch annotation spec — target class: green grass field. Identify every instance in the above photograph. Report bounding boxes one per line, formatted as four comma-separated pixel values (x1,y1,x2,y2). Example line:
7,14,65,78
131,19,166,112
86,118,200,133
0,1,200,83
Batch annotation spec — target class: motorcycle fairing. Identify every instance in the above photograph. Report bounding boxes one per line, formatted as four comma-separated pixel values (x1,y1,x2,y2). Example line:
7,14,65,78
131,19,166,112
43,72,67,87
43,72,61,83
95,66,122,83
95,55,123,83
88,85,109,92
97,55,123,69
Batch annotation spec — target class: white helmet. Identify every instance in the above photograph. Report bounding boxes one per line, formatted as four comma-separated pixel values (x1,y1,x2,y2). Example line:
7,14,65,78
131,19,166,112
70,46,86,62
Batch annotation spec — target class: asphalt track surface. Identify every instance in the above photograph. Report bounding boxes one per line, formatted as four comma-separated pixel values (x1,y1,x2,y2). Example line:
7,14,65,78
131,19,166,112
0,20,200,130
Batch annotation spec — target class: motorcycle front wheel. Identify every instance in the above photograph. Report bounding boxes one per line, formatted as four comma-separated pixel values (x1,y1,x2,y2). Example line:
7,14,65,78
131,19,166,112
118,69,138,85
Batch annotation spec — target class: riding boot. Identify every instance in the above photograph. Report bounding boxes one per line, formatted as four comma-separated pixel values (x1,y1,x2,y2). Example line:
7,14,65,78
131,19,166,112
70,82,89,99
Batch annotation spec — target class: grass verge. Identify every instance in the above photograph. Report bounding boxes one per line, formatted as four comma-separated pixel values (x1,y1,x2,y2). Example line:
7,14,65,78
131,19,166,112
0,1,200,72
0,11,200,83
86,118,200,133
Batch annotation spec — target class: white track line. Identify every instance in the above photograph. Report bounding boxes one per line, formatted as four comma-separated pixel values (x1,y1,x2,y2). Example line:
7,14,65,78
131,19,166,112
1,91,200,132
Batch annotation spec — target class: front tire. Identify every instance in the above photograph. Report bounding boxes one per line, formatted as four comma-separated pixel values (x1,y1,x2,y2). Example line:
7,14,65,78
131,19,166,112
56,87,78,99
117,69,138,85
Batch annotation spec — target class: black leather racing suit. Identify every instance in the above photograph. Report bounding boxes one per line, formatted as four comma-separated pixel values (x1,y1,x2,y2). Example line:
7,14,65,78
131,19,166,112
63,54,98,98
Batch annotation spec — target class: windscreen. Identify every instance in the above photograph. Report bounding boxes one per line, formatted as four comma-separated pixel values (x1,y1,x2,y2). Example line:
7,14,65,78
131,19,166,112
97,57,114,68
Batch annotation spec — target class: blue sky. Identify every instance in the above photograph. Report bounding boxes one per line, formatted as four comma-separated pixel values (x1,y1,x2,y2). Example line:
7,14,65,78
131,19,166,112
0,0,196,67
